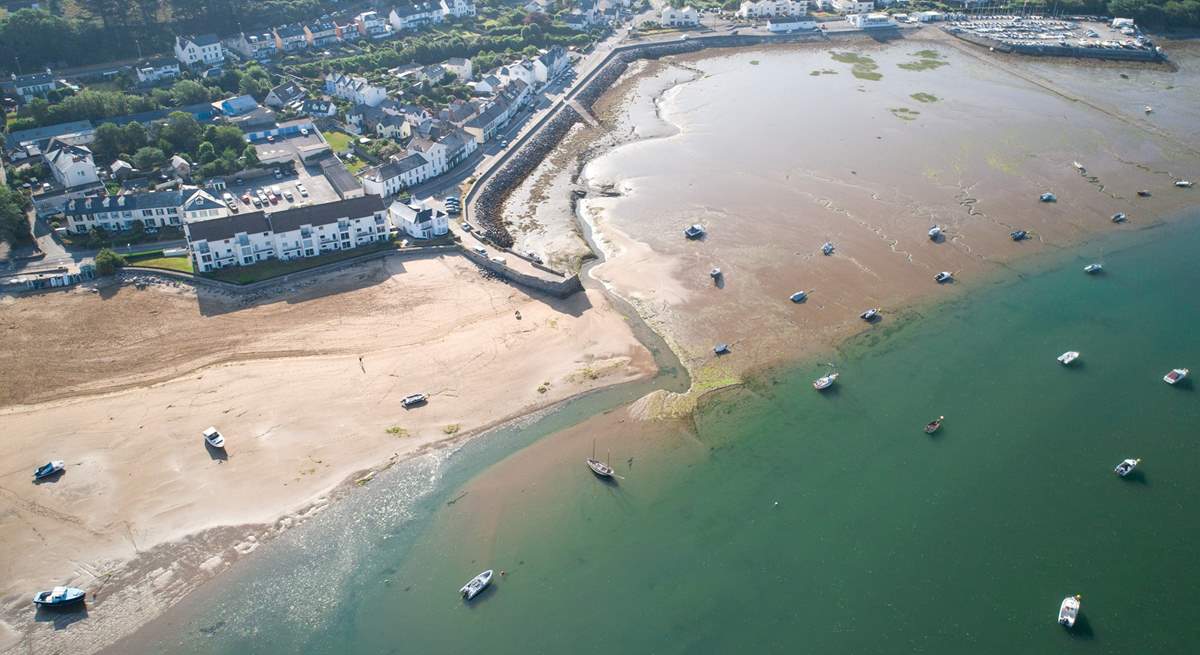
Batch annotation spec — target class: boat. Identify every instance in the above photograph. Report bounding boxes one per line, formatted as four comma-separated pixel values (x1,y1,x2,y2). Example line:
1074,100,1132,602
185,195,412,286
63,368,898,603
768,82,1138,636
587,441,614,478
821,242,834,255
709,267,722,280
1164,368,1189,385
202,427,225,449
1137,190,1151,197
1040,192,1057,202
401,393,428,408
459,570,494,601
860,308,880,321
1176,180,1194,188
714,343,731,355
928,225,942,240
1111,212,1127,223
789,291,808,303
34,460,65,481
33,586,85,609
1144,105,1153,114
1114,458,1140,477
812,372,838,391
1083,263,1102,274
683,224,705,239
924,416,944,434
1057,351,1080,365
1010,230,1028,241
1058,595,1081,627
1072,161,1085,172
934,271,953,283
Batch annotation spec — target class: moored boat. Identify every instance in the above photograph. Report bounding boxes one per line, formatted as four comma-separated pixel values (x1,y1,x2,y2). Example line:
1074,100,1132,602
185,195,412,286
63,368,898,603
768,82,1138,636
714,343,731,355
587,458,614,478
1144,105,1153,114
1137,190,1151,197
1058,595,1081,627
1040,193,1056,202
924,416,944,434
1164,368,1189,385
402,393,428,408
34,460,65,481
33,586,85,608
1083,263,1102,274
1111,212,1127,223
459,570,494,601
1010,230,1028,241
684,224,705,239
812,372,838,391
821,242,835,255
928,225,942,240
789,290,807,303
860,308,880,321
202,426,225,449
709,267,722,280
1176,180,1194,188
1057,351,1080,365
1114,458,1140,477
934,271,953,283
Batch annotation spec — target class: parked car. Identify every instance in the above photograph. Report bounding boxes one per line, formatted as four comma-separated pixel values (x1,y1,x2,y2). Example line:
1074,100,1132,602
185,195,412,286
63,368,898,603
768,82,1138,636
472,246,487,256
284,190,294,202
241,193,251,205
300,127,310,136
296,183,308,197
273,168,283,179
251,196,263,208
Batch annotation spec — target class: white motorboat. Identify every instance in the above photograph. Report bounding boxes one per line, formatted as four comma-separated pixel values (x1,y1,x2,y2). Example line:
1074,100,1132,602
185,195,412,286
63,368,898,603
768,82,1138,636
928,225,942,240
812,372,838,391
1114,458,1140,477
1057,351,1080,365
34,460,65,481
1058,595,1081,627
1072,161,1085,172
709,267,722,280
1083,263,1102,274
684,224,705,239
1144,105,1153,114
860,308,880,321
1111,212,1126,223
202,426,225,449
402,393,428,408
1176,180,1194,188
821,242,835,255
934,272,953,283
459,570,494,600
1164,368,1189,385
1040,192,1057,202
789,291,808,303
33,586,85,608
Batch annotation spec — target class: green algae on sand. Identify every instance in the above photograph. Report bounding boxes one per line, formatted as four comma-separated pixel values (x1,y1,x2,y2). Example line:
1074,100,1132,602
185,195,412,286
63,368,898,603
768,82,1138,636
911,92,939,103
830,51,882,81
899,50,949,71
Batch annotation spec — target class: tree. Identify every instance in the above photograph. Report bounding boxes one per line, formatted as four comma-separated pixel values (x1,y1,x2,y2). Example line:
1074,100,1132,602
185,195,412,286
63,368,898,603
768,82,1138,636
171,79,211,105
92,123,125,164
133,146,166,170
241,144,260,168
94,248,126,276
0,185,33,246
159,112,203,154
197,141,217,164
122,122,149,154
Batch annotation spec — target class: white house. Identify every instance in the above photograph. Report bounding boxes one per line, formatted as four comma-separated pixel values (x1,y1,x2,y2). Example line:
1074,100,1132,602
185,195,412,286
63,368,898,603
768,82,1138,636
538,46,570,83
660,6,700,27
2,71,57,103
768,15,818,31
325,73,388,107
45,139,99,189
389,199,448,239
224,32,277,61
737,0,808,18
444,57,474,81
174,34,224,67
266,81,306,108
185,195,389,273
134,58,181,84
62,188,226,234
361,152,433,197
440,0,477,18
834,0,875,15
356,11,393,39
847,12,896,27
389,3,445,31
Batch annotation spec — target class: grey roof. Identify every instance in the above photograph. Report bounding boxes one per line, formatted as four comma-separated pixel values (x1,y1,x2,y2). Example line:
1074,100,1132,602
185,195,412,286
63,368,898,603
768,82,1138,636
307,18,338,32
180,33,221,47
4,121,94,148
64,189,212,216
393,2,441,18
8,72,55,87
368,152,429,181
266,195,385,232
321,158,364,197
275,24,306,38
466,97,509,129
269,82,305,104
186,211,271,242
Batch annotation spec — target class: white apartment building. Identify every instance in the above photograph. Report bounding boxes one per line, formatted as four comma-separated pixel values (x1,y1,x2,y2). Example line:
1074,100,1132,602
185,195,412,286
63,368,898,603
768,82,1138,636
135,58,181,84
174,34,225,67
768,15,818,31
45,139,99,189
834,0,875,14
62,189,227,234
388,199,449,239
325,73,389,107
361,151,433,197
660,6,700,27
440,0,477,18
737,0,808,18
389,2,445,31
847,11,895,27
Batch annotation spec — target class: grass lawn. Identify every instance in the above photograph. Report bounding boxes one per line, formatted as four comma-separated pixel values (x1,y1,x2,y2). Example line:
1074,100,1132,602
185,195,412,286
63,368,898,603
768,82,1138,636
344,158,368,174
129,256,194,273
323,130,356,153
205,241,394,285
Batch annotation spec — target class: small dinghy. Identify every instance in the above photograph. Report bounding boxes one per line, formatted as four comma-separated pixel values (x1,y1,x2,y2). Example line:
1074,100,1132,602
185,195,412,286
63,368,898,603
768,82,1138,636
1010,230,1028,241
1144,105,1153,114
34,460,65,481
202,426,225,449
402,393,428,408
1164,368,1189,385
1176,180,1194,188
1072,161,1085,172
33,586,85,609
789,290,808,303
1137,190,1151,197
684,224,705,239
714,343,731,355
821,242,835,256
709,267,722,281
860,308,880,321
1114,458,1140,477
928,225,942,240
1040,192,1057,202
1083,263,1102,274
924,416,944,434
460,570,494,601
1057,351,1080,365
934,271,953,283
812,372,838,391
1111,212,1127,223
1058,595,1081,627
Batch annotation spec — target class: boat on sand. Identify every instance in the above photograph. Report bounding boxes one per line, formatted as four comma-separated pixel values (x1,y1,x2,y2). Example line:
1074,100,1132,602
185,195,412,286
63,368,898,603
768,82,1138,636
33,586,85,608
34,460,65,481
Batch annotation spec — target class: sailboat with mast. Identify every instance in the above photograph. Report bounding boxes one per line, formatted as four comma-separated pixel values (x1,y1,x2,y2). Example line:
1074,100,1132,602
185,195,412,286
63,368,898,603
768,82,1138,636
587,440,614,478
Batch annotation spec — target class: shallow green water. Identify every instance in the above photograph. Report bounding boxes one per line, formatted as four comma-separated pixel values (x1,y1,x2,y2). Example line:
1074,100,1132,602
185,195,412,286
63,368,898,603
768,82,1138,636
139,219,1200,654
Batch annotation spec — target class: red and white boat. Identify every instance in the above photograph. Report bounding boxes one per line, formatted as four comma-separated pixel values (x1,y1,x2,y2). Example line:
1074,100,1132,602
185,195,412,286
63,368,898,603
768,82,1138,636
1164,368,1189,385
813,372,838,391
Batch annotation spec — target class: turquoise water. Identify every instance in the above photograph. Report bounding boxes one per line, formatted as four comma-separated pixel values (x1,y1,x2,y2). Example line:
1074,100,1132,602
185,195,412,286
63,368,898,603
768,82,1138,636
132,218,1200,654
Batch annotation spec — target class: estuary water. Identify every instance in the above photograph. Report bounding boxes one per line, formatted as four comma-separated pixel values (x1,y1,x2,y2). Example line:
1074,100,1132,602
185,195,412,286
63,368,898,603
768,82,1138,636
133,214,1200,654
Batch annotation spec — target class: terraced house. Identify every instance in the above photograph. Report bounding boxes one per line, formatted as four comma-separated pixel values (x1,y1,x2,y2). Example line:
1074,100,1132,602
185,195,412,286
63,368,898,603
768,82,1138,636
183,196,390,273
62,189,227,234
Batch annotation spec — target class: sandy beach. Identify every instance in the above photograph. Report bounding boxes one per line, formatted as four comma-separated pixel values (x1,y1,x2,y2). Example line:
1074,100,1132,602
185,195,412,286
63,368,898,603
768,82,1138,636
0,253,655,653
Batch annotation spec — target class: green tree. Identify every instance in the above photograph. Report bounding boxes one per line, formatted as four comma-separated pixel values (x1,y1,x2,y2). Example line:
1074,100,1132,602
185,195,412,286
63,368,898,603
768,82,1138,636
241,144,260,168
133,146,166,170
122,122,149,153
197,141,217,164
0,185,33,246
94,248,127,276
92,123,125,164
171,79,211,105
159,112,203,154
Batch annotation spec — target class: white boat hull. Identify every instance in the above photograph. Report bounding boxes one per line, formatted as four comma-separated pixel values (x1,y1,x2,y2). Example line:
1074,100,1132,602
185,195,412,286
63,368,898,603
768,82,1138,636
1058,596,1080,627
460,570,494,600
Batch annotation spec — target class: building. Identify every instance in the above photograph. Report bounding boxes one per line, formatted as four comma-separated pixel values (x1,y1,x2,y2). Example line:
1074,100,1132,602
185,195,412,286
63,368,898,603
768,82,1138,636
273,24,309,52
2,71,57,103
174,34,224,67
361,152,433,197
660,5,700,27
109,159,134,180
225,32,278,61
443,57,474,81
834,0,875,14
768,15,817,31
537,46,570,83
134,58,181,85
301,99,338,117
305,17,340,47
440,0,477,18
4,121,95,159
389,3,445,31
912,10,944,22
62,188,227,234
184,195,389,273
325,73,388,107
356,11,393,39
389,199,448,239
266,81,306,108
170,154,192,178
45,139,99,188
737,0,808,18
215,94,260,117
847,12,896,28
